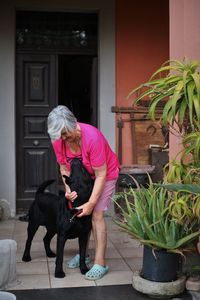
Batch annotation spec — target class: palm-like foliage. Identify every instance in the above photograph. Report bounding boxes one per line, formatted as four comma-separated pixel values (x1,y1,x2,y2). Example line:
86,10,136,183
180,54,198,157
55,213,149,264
114,58,200,256
128,59,200,133
181,130,200,166
163,127,200,184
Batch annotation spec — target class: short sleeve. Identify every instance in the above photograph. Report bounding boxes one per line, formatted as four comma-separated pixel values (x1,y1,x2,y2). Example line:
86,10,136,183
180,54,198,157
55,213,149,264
89,132,106,167
52,139,66,165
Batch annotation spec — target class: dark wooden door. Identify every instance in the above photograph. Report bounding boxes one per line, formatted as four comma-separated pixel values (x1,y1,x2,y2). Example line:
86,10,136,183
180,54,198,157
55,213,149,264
16,54,58,211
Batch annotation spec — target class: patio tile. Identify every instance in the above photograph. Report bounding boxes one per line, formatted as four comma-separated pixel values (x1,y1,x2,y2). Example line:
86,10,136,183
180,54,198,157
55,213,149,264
117,246,144,258
105,247,123,259
13,227,45,241
8,275,50,290
108,233,140,248
16,241,46,253
50,273,96,288
16,261,48,275
0,216,141,291
0,219,15,230
48,262,96,288
124,257,143,272
107,258,131,271
0,233,13,239
16,251,48,262
95,270,133,286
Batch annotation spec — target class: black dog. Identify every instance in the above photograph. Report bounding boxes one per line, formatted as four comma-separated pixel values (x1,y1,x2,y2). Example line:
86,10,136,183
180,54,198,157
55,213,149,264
22,158,93,278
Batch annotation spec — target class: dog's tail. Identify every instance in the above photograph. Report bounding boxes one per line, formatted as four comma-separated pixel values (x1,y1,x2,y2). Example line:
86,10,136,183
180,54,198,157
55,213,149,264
36,179,56,195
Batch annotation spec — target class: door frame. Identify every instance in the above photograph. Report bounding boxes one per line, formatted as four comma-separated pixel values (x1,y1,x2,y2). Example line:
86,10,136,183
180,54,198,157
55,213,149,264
15,11,99,212
0,2,116,216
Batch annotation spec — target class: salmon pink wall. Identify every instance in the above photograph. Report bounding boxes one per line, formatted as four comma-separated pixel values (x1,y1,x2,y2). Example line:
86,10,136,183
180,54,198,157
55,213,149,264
169,0,200,161
116,0,169,165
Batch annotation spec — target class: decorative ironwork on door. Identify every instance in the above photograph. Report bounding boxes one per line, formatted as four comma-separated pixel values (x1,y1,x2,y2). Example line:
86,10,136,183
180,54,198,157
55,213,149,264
16,11,98,52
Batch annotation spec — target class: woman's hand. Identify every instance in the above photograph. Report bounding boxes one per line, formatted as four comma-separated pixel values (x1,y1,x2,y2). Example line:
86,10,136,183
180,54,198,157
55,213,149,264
77,163,107,217
60,164,78,202
65,190,77,202
76,202,95,217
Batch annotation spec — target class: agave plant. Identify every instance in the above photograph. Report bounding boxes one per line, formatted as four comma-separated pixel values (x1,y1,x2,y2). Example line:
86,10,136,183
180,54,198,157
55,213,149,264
128,59,200,133
114,182,200,254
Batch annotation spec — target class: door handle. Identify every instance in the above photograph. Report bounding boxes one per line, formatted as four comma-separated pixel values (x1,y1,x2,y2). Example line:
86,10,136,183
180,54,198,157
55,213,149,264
33,140,40,146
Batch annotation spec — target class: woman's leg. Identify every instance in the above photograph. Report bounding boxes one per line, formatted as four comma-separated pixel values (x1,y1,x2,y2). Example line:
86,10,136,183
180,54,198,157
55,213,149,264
91,179,117,267
92,210,107,266
84,180,117,280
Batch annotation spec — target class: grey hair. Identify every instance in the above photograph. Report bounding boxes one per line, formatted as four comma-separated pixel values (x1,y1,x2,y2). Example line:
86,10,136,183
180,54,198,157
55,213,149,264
47,105,77,141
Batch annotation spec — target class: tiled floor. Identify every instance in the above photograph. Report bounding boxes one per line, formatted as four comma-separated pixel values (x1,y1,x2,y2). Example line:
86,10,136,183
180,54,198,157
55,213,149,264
0,215,143,290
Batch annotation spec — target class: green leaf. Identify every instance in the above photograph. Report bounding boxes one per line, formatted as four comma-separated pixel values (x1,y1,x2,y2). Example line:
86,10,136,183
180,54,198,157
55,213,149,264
193,95,200,124
158,183,200,194
187,81,195,128
178,98,187,126
191,73,200,100
170,80,184,117
128,59,200,132
175,230,200,248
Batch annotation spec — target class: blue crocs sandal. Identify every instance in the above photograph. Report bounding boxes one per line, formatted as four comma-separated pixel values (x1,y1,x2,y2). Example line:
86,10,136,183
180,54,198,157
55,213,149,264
85,264,109,280
67,254,91,269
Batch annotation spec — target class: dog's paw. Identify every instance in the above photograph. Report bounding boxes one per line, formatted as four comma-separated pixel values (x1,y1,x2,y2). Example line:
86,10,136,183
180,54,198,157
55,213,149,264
55,270,65,278
22,255,31,262
47,251,56,258
80,266,89,274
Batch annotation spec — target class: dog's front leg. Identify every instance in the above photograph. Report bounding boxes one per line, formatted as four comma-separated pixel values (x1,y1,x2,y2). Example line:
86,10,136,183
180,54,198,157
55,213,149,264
78,233,90,274
55,235,66,278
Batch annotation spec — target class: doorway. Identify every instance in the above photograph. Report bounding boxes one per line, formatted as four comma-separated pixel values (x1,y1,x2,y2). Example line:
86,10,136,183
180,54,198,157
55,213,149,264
58,55,97,126
16,11,98,211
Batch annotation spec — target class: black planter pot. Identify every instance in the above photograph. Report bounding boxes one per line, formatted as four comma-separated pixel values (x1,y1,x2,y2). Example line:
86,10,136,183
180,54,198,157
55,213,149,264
142,245,182,282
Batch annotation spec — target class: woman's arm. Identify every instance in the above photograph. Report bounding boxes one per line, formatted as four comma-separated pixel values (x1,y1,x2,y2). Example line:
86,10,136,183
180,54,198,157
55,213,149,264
77,163,107,216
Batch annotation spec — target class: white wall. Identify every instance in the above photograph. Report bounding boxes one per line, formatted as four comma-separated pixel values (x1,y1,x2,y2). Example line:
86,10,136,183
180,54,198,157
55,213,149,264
0,2,16,216
0,0,115,215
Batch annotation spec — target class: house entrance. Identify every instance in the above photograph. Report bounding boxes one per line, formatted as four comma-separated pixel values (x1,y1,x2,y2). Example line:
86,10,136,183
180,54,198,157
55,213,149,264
16,11,98,211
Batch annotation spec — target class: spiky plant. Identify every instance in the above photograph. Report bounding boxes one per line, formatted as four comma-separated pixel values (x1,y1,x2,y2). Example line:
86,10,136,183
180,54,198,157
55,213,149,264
114,58,200,257
114,182,200,254
128,59,200,133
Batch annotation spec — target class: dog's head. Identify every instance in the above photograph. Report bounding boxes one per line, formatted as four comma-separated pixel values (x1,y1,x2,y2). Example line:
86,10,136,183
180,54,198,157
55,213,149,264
63,158,94,207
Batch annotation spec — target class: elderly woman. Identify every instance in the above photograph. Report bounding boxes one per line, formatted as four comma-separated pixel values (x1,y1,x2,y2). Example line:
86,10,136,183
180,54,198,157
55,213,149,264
47,105,119,280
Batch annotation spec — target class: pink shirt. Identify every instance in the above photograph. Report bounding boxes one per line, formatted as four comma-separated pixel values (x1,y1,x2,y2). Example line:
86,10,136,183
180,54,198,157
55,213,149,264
52,123,120,180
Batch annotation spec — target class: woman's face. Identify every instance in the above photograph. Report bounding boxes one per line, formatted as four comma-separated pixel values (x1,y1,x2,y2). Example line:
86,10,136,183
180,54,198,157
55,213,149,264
61,128,81,143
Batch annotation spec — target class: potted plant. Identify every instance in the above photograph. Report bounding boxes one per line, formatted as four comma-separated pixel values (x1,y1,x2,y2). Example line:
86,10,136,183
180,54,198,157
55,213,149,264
128,58,200,134
114,180,200,276
114,58,200,297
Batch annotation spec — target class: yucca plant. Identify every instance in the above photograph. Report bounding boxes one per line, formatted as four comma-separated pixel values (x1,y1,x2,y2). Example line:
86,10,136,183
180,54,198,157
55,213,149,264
114,58,200,284
163,127,200,184
127,57,200,186
181,129,200,166
115,60,200,281
128,58,200,133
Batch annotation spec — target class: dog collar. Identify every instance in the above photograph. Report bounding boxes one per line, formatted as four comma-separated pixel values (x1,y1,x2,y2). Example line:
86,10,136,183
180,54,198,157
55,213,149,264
68,200,83,222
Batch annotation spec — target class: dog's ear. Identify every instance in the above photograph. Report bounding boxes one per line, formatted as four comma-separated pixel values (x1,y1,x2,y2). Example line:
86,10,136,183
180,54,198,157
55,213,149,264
63,175,70,185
